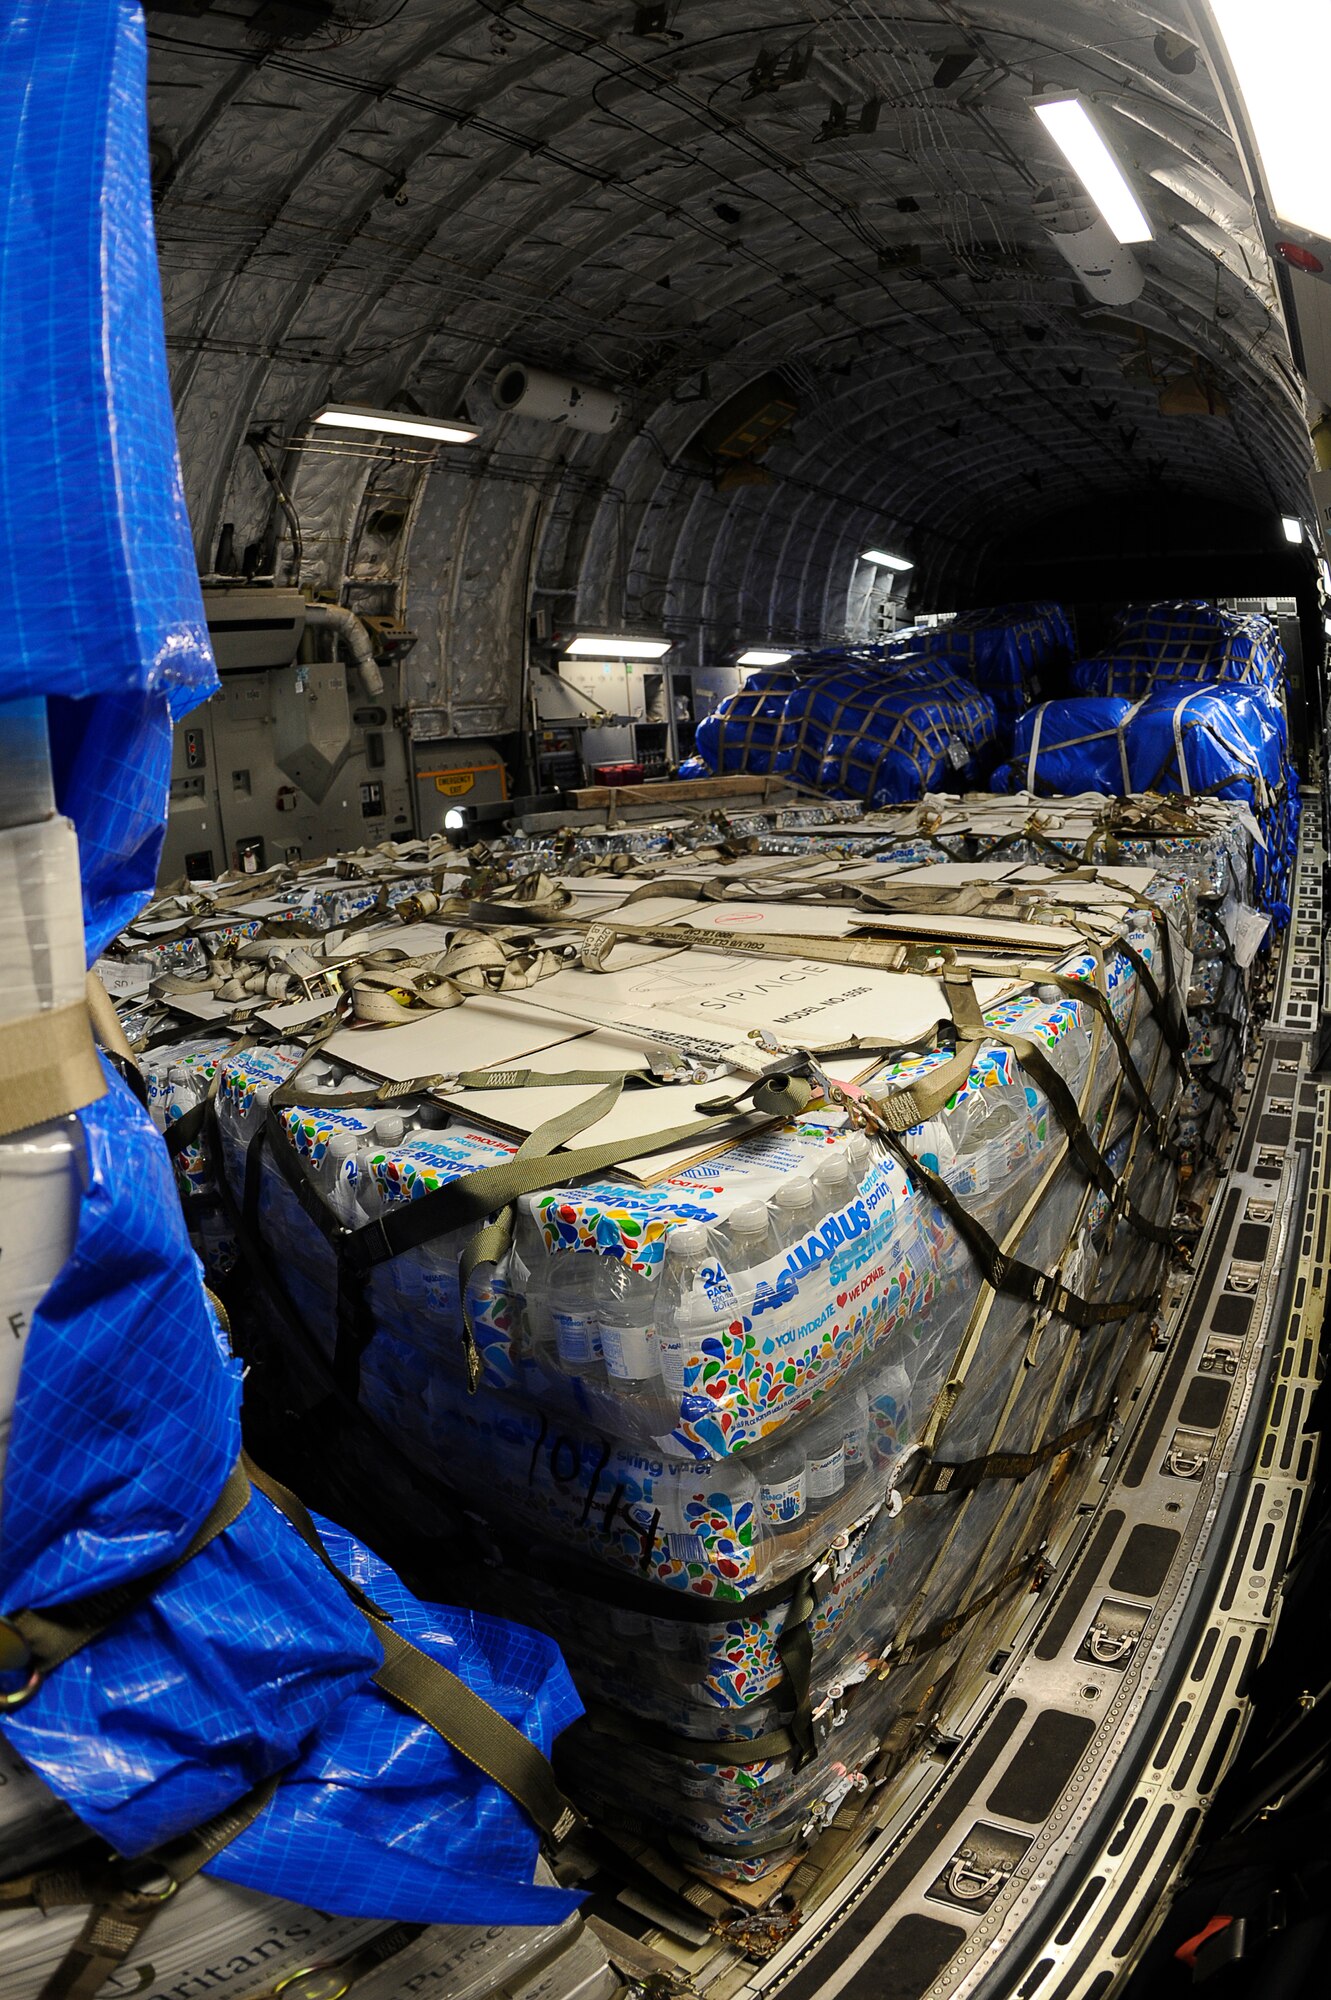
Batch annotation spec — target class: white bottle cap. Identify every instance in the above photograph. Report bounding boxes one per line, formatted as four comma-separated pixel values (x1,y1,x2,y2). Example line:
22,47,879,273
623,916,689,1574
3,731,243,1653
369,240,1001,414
773,1175,815,1213
666,1222,708,1259
374,1113,406,1143
730,1200,770,1237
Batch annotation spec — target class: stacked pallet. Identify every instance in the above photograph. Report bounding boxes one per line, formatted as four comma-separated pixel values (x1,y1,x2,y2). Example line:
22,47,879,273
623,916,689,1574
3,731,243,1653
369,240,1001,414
103,811,1240,1884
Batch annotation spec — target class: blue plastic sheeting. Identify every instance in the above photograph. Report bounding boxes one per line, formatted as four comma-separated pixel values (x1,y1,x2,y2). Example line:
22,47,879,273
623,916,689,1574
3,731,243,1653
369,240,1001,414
1122,684,1287,809
692,669,802,775
1009,698,1135,796
780,657,998,805
996,684,1298,923
0,0,214,714
1071,602,1285,700
0,0,581,1925
49,692,178,961
0,1062,581,1922
688,651,999,804
892,603,1073,716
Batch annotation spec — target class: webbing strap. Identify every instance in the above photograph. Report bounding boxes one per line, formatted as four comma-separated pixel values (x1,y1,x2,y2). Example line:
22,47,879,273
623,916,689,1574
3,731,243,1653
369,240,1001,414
244,1457,581,1843
882,1548,1041,1675
0,1460,253,1687
0,1000,107,1141
33,1779,280,2000
895,1404,1111,1503
333,1066,815,1275
881,1132,1158,1334
987,1023,1172,1246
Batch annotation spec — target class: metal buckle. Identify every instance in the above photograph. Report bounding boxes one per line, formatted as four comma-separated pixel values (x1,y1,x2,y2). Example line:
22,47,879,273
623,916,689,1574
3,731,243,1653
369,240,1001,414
1086,1623,1138,1665
945,1849,1010,1903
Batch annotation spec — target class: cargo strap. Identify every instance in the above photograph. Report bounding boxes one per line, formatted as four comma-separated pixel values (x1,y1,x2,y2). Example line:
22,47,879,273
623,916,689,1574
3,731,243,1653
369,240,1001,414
0,1454,579,1849
15,1778,281,2000
880,1130,1158,1335
259,1057,817,1395
0,999,106,1141
243,1457,582,1846
890,1403,1112,1505
880,1546,1044,1678
0,1458,254,1699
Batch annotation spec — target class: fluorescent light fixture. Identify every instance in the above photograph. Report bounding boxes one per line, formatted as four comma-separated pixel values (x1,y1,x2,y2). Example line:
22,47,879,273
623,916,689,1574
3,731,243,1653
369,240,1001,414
1033,95,1153,244
311,403,480,444
737,648,794,667
1208,1,1331,241
1282,514,1304,544
861,548,914,571
564,633,672,658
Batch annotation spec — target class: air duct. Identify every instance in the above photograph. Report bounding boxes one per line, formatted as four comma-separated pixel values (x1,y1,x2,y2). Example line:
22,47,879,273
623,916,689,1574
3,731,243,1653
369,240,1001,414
491,362,623,433
302,599,385,700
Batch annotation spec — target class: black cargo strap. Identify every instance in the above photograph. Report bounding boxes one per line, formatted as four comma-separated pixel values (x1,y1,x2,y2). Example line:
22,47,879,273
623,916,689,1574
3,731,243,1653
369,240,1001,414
163,1038,252,1161
19,1778,281,2000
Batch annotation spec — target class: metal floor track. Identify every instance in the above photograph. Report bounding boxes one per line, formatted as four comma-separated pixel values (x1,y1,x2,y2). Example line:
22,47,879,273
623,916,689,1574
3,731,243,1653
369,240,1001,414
668,815,1328,2000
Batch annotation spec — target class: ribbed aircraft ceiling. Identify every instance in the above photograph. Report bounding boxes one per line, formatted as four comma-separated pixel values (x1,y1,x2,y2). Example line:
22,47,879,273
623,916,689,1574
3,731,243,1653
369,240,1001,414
147,0,1314,712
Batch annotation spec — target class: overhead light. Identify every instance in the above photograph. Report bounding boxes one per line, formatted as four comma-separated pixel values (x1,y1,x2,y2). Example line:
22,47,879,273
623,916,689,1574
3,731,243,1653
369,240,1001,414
861,548,914,571
1207,2,1331,243
736,648,794,667
311,403,480,444
564,633,672,658
443,808,467,830
1032,95,1153,244
1282,514,1304,544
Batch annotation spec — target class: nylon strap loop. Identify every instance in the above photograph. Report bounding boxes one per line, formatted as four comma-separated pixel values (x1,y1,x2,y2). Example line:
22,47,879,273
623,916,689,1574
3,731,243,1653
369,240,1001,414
0,1000,106,1140
0,1460,253,1688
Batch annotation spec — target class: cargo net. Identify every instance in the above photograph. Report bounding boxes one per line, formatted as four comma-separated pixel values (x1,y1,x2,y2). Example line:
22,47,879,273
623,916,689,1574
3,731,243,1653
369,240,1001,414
97,796,1268,1890
683,604,1072,801
989,601,1299,932
1070,600,1286,700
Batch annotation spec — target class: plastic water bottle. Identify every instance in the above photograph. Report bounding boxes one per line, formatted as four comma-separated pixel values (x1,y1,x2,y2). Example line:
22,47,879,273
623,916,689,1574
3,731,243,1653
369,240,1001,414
657,1223,734,1397
724,1199,776,1283
322,1130,366,1226
525,1239,603,1377
843,1383,872,1480
805,1406,847,1517
812,1140,856,1215
756,1433,807,1537
596,1257,659,1385
772,1175,817,1247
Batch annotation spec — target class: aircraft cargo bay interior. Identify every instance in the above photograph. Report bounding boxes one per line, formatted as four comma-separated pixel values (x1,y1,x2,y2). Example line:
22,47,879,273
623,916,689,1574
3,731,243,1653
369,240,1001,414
4,7,1331,2000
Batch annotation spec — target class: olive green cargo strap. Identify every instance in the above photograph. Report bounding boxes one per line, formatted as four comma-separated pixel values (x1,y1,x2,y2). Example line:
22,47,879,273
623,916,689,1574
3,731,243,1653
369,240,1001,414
891,1403,1113,1505
243,1456,582,1845
880,1129,1159,1336
880,1546,1044,1678
22,1777,280,2000
256,1059,815,1396
0,1458,254,1701
1014,960,1175,1150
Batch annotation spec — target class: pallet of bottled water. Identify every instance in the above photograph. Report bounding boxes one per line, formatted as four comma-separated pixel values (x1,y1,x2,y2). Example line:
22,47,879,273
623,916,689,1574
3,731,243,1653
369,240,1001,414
152,858,1194,1878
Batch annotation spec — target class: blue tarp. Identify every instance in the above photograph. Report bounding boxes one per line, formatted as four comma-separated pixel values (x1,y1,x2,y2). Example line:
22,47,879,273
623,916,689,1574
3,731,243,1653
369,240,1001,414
0,0,579,1925
1071,601,1286,701
688,649,999,804
1008,697,1134,796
